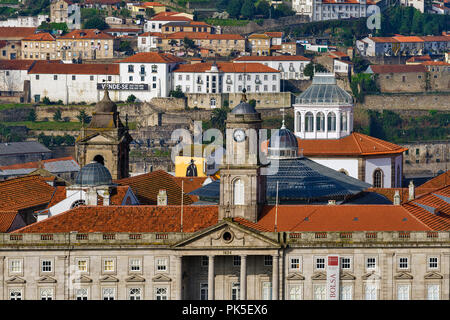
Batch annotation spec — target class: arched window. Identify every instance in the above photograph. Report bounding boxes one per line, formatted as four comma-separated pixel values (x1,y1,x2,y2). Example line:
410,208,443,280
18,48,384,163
93,155,104,166
327,112,336,131
71,199,85,209
210,98,216,108
373,169,383,188
316,112,325,132
305,112,314,132
233,179,244,205
296,112,301,132
340,112,348,131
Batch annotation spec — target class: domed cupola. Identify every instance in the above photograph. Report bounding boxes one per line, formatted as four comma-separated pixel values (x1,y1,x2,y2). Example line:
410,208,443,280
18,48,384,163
95,89,117,113
230,89,257,115
74,161,113,186
268,121,299,159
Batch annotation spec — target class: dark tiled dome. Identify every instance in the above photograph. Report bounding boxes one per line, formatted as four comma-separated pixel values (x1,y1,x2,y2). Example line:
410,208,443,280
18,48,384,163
75,161,113,186
269,126,299,150
230,101,257,114
96,90,117,113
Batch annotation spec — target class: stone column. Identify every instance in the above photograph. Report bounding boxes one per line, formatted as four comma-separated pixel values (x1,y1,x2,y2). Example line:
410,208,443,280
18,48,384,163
176,255,183,300
336,111,341,138
346,110,351,135
301,112,305,137
272,254,279,300
208,255,215,300
240,255,247,300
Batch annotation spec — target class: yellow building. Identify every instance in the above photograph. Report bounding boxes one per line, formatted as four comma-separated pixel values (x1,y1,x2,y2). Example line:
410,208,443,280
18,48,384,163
129,2,167,17
174,144,224,178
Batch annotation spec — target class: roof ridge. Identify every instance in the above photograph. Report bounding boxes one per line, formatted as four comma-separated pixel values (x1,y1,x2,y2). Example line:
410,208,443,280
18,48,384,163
400,204,435,230
351,132,364,153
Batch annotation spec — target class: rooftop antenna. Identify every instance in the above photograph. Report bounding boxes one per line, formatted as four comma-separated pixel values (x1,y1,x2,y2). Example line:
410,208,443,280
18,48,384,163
274,181,279,232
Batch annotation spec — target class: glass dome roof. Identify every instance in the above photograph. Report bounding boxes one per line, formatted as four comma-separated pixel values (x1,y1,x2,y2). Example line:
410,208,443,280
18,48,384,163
295,73,353,105
75,161,113,186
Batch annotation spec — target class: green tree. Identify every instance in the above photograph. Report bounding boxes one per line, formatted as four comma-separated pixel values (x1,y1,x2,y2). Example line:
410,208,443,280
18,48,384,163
27,108,37,122
240,0,255,20
411,10,423,35
183,36,196,50
126,94,137,103
256,0,270,18
169,87,185,98
53,108,62,121
83,17,109,30
42,96,51,105
145,7,155,17
76,110,91,124
303,63,327,80
227,0,242,18
211,104,230,134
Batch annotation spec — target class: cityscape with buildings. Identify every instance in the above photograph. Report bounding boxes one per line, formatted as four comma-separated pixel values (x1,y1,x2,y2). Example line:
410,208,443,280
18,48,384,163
0,0,448,303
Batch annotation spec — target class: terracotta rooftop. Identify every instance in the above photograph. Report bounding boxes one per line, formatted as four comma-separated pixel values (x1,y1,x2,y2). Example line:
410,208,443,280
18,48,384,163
0,27,37,39
367,187,436,204
418,171,450,190
59,29,114,40
174,62,279,73
420,61,450,66
151,15,192,21
0,175,55,211
118,52,184,63
139,32,163,37
248,204,431,232
28,61,119,74
233,55,310,62
0,211,19,232
0,59,36,71
369,37,399,43
406,55,431,63
14,205,219,233
0,156,78,171
116,170,193,205
84,0,122,4
22,32,55,41
264,32,283,38
392,35,425,43
419,35,450,42
369,64,427,74
163,32,244,40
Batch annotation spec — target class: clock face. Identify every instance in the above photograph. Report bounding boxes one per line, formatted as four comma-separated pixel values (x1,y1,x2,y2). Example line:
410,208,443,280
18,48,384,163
233,129,246,142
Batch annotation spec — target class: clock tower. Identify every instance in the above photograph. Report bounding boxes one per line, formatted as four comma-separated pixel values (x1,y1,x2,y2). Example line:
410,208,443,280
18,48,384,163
219,94,266,222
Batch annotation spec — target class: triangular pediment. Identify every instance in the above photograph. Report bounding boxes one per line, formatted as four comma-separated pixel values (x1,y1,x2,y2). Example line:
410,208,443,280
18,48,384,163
173,220,280,249
424,272,443,280
311,272,327,280
72,275,93,283
340,272,356,280
152,274,172,282
362,271,381,280
126,275,146,282
394,272,413,280
37,276,57,283
99,275,119,282
287,273,305,280
77,132,117,144
6,276,26,284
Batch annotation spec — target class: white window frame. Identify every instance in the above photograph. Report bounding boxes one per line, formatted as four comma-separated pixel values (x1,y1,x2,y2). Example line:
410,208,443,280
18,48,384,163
129,258,142,273
75,288,88,300
155,286,169,300
200,283,208,300
366,257,377,270
313,284,326,300
102,258,115,273
289,256,301,272
427,284,440,300
340,257,352,270
340,284,353,300
397,284,411,300
288,284,302,300
9,288,22,300
40,287,54,300
41,259,53,273
156,257,168,273
261,281,272,300
128,287,142,300
76,258,88,273
231,282,240,300
102,287,116,300
9,259,22,275
315,257,325,270
427,256,439,270
398,257,409,270
365,284,378,300
263,255,273,267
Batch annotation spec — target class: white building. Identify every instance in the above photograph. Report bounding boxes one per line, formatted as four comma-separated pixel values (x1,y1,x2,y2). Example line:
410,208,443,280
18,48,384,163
293,73,406,188
292,0,373,22
143,12,193,33
0,15,48,28
172,62,280,94
0,60,35,93
400,0,425,13
233,55,311,80
137,32,161,52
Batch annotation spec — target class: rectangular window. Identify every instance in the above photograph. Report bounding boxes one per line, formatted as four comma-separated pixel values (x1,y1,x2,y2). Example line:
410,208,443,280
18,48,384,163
201,256,208,267
233,256,241,267
427,284,440,300
340,285,353,300
155,287,168,300
200,283,208,300
261,281,272,300
10,259,22,274
315,257,325,270
53,75,58,80
365,284,377,300
10,289,22,300
428,257,438,269
313,285,326,300
366,257,376,270
141,76,145,82
264,255,272,266
129,76,133,81
340,257,351,269
102,288,115,300
129,288,142,300
77,259,88,273
397,284,410,300
103,259,115,272
130,258,141,272
90,75,94,81
156,258,167,272
290,257,301,271
41,260,52,273
231,282,240,300
288,285,301,300
72,75,76,81
40,288,54,300
399,257,409,270
128,65,134,73
76,288,88,300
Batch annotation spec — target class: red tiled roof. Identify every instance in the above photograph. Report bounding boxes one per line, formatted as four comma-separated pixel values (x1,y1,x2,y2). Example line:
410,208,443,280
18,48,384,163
0,211,19,232
367,187,436,204
150,14,192,22
369,64,427,74
406,55,431,63
139,32,163,37
0,156,77,170
329,51,349,58
14,205,219,233
254,205,430,232
369,37,399,43
116,170,193,205
418,171,450,190
142,1,165,6
419,35,450,42
0,59,36,71
59,29,114,40
393,35,425,43
173,177,208,194
163,32,244,40
28,61,119,74
264,32,283,38
234,55,310,62
23,32,55,41
0,40,6,49
271,45,282,50
118,52,184,63
402,185,450,231
420,61,450,66
174,62,279,73
84,0,122,4
47,186,66,208
0,27,37,39
0,175,55,211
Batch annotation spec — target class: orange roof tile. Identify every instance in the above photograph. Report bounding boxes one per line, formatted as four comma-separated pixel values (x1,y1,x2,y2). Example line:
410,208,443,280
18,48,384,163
393,35,425,43
0,27,37,39
116,170,193,205
254,205,430,232
418,171,450,190
264,32,283,38
150,15,192,22
59,29,114,40
419,35,450,42
28,61,119,74
0,59,36,71
23,32,55,41
369,37,399,43
173,177,208,194
420,61,450,66
406,55,431,63
14,205,219,233
142,1,165,6
271,45,282,50
118,52,184,63
174,62,278,73
163,32,244,40
367,187,436,204
248,33,270,39
369,64,427,74
0,175,55,211
0,211,19,232
234,55,310,62
139,32,163,37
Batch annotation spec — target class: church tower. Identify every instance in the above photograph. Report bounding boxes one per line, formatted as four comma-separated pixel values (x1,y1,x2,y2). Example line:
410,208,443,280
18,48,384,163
219,93,266,223
75,90,133,180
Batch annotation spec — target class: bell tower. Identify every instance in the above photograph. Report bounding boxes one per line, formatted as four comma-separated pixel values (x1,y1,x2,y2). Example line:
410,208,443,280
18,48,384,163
75,90,133,180
219,93,266,222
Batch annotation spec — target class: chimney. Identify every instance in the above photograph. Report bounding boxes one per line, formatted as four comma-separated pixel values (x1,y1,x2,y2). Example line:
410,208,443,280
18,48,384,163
393,190,401,205
328,199,336,205
86,187,97,205
102,189,110,206
408,181,415,201
157,189,167,206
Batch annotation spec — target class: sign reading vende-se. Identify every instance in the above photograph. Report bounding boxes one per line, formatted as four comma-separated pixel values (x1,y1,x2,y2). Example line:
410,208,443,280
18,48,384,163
97,83,149,91
327,255,340,300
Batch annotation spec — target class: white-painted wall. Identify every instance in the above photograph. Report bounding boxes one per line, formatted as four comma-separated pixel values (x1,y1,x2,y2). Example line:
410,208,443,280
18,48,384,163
365,157,392,188
309,157,359,180
233,59,310,80
0,69,29,92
